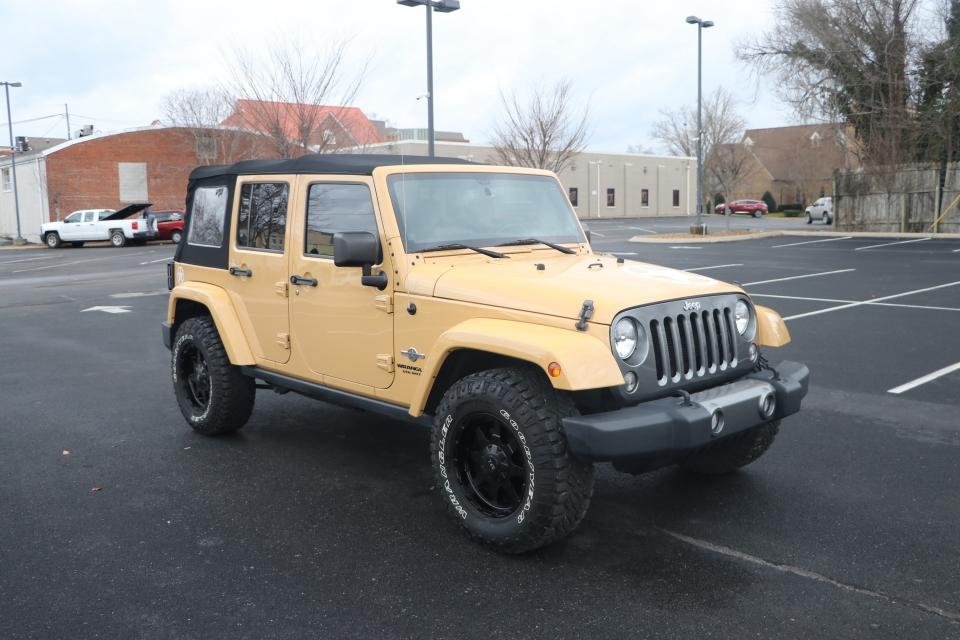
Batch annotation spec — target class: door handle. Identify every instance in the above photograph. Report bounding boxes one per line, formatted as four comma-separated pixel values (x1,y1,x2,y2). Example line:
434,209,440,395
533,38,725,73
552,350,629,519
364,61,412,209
290,274,318,287
229,266,253,277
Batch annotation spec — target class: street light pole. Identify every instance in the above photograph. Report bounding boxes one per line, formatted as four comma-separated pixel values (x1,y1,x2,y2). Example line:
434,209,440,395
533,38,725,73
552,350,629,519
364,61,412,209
398,0,460,158
2,81,24,244
686,16,713,232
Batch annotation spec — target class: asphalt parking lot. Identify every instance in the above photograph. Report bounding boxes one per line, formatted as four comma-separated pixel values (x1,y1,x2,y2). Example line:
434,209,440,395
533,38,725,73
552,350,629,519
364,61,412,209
2,221,959,639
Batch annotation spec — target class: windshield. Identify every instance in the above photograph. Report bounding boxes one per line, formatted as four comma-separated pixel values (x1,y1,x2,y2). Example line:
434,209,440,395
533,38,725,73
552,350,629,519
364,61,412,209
387,172,585,252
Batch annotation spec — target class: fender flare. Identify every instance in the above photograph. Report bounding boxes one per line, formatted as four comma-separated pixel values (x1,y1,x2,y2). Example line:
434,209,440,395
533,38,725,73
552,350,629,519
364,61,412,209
409,318,624,417
755,305,791,347
166,282,255,365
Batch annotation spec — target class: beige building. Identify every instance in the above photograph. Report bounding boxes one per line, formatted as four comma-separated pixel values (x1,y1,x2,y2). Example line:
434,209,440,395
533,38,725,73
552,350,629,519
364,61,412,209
356,141,695,219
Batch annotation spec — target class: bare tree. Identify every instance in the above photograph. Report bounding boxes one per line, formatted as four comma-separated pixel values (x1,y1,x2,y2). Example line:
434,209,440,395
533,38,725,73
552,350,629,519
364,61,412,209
224,38,366,158
491,79,590,174
161,88,250,164
651,87,745,162
708,144,757,203
737,0,927,166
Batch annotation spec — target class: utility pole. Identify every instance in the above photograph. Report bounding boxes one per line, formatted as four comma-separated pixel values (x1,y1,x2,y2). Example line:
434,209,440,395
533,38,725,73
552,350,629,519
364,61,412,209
425,6,434,157
686,15,713,234
65,103,71,140
2,81,24,244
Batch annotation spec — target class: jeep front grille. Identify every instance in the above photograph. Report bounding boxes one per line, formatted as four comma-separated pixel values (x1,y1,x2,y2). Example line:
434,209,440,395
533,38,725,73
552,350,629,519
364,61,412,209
649,307,737,385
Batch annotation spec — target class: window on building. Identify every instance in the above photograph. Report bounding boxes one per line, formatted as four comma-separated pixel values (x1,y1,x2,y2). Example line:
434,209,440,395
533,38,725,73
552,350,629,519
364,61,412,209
672,189,680,207
568,187,578,207
641,188,649,207
187,186,228,248
237,183,289,251
607,188,615,207
1,167,10,192
304,183,377,257
322,130,337,146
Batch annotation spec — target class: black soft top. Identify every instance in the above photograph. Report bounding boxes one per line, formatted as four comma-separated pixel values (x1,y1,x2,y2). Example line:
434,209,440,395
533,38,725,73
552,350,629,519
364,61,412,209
189,154,477,181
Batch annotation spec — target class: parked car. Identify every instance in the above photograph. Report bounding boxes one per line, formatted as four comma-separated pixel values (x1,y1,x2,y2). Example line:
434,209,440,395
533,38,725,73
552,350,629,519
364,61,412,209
42,204,157,248
715,199,768,218
805,197,833,225
162,154,809,554
152,209,186,243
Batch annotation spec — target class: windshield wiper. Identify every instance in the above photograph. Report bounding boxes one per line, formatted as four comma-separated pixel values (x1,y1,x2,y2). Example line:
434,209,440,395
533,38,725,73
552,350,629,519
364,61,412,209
497,238,577,255
420,243,509,259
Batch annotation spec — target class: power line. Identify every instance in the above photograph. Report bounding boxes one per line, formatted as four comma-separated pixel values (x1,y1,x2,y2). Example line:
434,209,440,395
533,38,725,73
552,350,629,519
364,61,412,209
0,113,63,127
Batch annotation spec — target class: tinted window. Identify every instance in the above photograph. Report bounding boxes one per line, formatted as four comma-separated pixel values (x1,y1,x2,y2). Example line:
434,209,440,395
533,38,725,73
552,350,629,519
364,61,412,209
64,211,83,223
237,182,289,252
187,186,228,248
641,189,649,207
672,190,680,207
606,188,615,207
304,183,377,257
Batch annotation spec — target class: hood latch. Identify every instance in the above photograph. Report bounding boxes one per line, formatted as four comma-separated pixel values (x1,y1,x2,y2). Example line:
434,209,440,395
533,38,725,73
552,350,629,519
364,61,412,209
575,299,594,331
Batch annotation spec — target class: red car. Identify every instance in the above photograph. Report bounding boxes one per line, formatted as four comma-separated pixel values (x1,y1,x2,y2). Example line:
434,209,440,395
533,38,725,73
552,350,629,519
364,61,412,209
714,199,768,218
152,210,185,243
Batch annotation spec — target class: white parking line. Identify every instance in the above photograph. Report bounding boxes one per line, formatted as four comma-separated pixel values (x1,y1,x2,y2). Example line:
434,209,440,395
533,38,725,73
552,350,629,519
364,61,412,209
670,246,703,250
742,268,856,287
770,236,853,249
751,292,960,312
589,231,606,238
854,237,931,251
784,280,960,320
139,257,172,265
110,290,169,299
685,263,743,272
628,227,657,233
888,361,960,394
953,248,960,253
0,255,55,265
613,252,638,256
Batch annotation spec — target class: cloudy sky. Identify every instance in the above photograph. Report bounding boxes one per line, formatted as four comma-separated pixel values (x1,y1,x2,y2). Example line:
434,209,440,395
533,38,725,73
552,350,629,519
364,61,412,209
1,0,791,153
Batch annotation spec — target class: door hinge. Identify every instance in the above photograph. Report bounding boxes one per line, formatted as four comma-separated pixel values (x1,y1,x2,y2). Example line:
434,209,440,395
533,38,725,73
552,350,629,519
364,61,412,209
376,354,394,372
275,281,289,298
277,332,290,350
375,294,393,314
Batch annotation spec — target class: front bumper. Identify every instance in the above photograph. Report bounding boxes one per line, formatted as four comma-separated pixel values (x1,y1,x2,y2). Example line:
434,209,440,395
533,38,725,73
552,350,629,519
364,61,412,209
563,361,809,462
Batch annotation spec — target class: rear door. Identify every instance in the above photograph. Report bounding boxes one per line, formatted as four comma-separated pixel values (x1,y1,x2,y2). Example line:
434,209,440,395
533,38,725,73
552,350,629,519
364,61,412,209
227,177,292,364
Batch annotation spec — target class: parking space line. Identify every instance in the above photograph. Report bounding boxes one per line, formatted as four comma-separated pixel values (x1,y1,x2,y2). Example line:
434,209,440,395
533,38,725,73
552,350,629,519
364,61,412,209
612,252,638,256
854,237,931,251
742,268,856,286
685,263,744,272
752,292,960,312
784,280,960,320
140,257,172,265
0,255,55,265
11,253,138,274
888,361,960,394
590,232,606,238
953,248,960,253
770,236,853,249
669,246,703,250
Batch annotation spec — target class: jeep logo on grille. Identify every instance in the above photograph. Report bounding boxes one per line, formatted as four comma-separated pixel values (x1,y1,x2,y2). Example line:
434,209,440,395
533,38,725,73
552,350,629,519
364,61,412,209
682,300,701,311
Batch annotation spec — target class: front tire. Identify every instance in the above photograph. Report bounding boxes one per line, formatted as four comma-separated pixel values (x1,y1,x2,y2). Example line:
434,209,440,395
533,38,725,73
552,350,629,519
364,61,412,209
431,367,595,554
110,230,126,247
753,210,763,218
680,421,780,475
45,232,62,249
171,230,183,244
806,213,813,224
172,317,255,436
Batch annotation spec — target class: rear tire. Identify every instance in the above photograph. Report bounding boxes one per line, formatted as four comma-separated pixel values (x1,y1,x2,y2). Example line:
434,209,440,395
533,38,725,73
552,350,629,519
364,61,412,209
110,230,126,247
172,316,255,436
431,367,595,554
753,210,763,218
806,213,813,224
680,421,780,475
824,213,832,225
45,232,62,249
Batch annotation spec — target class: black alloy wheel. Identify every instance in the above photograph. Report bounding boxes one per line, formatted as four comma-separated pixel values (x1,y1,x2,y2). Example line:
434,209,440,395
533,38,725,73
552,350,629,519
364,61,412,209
454,412,529,517
176,342,211,413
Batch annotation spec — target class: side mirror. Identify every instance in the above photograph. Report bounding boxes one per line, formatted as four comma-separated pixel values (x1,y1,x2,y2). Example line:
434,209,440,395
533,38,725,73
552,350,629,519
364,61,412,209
333,231,388,290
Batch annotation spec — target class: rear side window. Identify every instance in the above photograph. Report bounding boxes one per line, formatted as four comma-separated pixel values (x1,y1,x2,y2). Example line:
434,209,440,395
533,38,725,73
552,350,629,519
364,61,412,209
304,183,377,257
237,183,289,252
187,186,228,248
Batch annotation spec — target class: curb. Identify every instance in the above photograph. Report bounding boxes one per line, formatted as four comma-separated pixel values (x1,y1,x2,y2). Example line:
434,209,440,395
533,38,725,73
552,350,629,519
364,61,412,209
629,230,960,243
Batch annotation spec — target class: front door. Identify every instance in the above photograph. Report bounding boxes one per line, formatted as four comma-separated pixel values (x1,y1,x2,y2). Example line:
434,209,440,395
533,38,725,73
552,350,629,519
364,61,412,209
289,178,394,389
59,211,84,240
228,178,292,364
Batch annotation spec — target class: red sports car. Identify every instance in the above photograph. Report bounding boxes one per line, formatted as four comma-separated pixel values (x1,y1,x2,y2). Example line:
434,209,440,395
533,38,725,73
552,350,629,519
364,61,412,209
152,210,185,243
714,200,768,218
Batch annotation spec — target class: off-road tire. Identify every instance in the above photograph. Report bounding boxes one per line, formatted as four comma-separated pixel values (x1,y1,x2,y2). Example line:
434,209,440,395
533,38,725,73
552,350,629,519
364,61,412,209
71,242,84,248
110,230,126,247
45,232,61,249
431,367,595,554
680,420,780,475
172,316,255,436
171,230,183,244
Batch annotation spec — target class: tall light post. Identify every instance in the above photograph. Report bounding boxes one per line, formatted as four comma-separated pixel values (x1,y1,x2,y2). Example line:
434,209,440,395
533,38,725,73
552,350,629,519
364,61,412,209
2,81,24,244
686,15,713,232
397,0,461,158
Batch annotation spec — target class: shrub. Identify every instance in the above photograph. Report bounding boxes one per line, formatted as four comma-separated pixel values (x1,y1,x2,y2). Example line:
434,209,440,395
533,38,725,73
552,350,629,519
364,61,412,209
761,191,777,212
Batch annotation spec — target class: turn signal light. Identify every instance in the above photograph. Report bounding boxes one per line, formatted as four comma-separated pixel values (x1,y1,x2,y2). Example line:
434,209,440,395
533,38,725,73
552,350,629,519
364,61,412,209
547,362,562,378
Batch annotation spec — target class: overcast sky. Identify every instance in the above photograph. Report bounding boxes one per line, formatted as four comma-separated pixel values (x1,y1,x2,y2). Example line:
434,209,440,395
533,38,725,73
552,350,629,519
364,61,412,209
1,0,791,153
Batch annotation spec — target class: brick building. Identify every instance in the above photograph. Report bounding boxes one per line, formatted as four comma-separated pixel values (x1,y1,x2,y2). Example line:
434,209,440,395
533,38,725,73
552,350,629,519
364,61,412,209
0,126,276,242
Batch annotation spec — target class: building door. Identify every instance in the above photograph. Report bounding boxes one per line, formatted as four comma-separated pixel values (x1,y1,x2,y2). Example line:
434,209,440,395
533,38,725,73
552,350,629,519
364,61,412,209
289,178,394,389
228,179,292,364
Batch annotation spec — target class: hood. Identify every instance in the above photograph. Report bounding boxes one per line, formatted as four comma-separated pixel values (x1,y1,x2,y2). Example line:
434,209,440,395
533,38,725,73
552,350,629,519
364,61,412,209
100,203,152,221
412,253,743,325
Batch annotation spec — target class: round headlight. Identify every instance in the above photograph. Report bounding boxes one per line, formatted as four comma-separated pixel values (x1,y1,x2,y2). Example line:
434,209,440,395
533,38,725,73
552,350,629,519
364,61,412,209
613,318,638,359
735,299,752,336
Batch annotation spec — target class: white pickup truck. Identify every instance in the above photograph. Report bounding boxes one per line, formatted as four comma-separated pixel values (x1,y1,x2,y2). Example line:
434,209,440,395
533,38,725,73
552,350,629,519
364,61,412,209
42,204,158,248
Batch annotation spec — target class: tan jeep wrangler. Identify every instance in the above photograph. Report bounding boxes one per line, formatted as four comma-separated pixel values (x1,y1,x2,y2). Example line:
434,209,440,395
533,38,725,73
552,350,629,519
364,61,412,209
162,154,809,553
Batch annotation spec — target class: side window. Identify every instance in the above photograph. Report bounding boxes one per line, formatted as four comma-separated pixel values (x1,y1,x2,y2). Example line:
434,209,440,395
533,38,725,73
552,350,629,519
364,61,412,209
641,189,649,207
187,186,228,248
672,189,680,207
606,188,615,207
237,182,289,252
64,212,83,223
304,183,377,257
82,211,95,222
